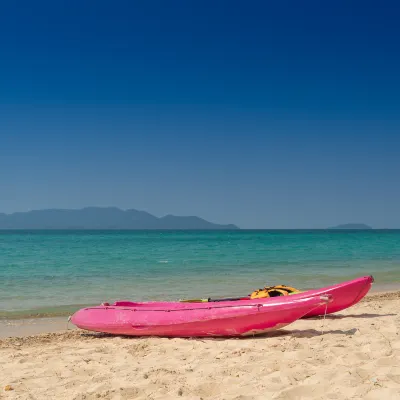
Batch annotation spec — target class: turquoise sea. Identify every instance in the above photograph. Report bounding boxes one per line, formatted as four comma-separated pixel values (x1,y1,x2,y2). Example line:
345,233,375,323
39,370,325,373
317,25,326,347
1,230,400,319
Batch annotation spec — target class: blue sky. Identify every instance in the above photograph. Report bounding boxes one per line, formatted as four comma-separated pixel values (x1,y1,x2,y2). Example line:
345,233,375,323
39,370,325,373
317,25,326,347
1,0,399,228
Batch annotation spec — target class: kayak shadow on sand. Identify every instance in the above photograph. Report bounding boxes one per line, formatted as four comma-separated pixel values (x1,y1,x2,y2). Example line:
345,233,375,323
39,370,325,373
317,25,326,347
304,313,396,320
78,327,364,341
289,328,359,338
240,327,361,340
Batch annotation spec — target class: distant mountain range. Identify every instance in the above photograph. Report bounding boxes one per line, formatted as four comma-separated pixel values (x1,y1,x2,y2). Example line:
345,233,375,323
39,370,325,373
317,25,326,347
328,223,372,230
0,207,239,230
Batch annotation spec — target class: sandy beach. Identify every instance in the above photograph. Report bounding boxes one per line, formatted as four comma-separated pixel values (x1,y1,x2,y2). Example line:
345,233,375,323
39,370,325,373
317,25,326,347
1,292,399,400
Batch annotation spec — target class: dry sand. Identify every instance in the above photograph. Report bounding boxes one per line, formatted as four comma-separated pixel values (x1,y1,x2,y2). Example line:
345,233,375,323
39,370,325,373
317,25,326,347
1,292,399,400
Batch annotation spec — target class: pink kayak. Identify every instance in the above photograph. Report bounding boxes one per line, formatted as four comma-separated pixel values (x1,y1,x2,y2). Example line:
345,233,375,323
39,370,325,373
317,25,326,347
71,294,332,337
291,275,373,317
197,275,373,318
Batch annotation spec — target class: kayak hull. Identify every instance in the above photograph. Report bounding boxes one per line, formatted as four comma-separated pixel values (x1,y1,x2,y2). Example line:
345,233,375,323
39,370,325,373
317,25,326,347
71,295,331,337
293,275,373,317
183,276,373,317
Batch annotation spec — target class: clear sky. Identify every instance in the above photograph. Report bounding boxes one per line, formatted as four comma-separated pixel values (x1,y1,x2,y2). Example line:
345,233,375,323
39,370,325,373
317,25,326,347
1,0,399,228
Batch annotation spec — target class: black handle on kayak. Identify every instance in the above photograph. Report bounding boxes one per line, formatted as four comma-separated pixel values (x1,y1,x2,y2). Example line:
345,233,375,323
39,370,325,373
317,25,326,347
209,297,249,302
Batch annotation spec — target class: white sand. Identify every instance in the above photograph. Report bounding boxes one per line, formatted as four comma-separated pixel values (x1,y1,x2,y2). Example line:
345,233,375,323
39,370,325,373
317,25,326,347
1,292,399,400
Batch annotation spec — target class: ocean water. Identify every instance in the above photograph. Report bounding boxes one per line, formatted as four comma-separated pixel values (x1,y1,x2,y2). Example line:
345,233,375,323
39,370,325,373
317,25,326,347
1,230,400,319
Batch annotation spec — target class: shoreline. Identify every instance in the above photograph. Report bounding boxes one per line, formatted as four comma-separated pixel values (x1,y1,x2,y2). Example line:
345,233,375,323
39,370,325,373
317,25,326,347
0,316,77,339
1,289,399,340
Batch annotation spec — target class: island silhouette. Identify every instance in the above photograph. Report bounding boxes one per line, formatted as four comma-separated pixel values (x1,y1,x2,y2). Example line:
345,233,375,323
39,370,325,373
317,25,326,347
0,207,239,230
